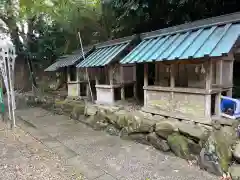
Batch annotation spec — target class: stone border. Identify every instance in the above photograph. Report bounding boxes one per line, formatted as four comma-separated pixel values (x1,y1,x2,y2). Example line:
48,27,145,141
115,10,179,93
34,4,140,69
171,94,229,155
16,94,240,179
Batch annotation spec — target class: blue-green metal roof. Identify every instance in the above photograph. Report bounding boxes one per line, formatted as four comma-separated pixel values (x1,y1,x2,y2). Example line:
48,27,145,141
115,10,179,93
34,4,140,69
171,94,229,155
45,46,93,71
120,12,240,64
76,35,137,68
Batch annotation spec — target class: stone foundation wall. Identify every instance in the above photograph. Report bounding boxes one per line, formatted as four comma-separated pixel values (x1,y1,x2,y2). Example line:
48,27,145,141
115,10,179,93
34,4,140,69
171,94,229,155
96,86,114,104
68,83,79,97
16,94,240,179
145,90,206,118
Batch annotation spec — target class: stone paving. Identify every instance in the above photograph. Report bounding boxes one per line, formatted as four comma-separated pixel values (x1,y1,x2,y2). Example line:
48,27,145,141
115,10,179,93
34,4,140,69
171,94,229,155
14,107,219,180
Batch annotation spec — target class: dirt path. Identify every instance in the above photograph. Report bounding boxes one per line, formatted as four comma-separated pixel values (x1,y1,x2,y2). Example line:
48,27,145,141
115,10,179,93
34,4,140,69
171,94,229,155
0,120,86,180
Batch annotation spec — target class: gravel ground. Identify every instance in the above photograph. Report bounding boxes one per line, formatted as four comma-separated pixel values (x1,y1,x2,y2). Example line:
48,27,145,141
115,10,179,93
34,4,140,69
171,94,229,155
14,107,219,180
0,121,85,180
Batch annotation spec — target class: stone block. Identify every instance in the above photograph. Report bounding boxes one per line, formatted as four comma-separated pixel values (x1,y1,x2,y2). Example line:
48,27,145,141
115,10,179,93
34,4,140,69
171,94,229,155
155,120,178,139
229,165,240,180
70,104,85,120
147,132,170,152
233,141,240,163
105,125,120,136
128,133,150,145
178,122,209,141
200,126,237,175
84,104,98,116
167,133,190,159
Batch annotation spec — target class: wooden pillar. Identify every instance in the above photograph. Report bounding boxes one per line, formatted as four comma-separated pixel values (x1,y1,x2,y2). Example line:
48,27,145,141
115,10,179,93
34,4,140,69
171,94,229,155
205,60,214,117
170,63,175,111
205,60,212,90
109,66,113,85
228,60,234,97
144,63,148,86
229,60,234,86
108,66,114,102
67,67,70,82
205,95,212,118
216,59,223,86
144,63,148,106
120,65,125,100
76,68,80,96
214,93,221,117
170,64,175,88
227,88,233,97
85,68,90,98
95,76,99,85
133,64,137,99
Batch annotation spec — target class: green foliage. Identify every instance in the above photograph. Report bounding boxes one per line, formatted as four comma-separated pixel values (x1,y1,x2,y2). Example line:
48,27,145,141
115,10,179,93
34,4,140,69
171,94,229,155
109,0,240,37
1,0,240,65
0,0,108,88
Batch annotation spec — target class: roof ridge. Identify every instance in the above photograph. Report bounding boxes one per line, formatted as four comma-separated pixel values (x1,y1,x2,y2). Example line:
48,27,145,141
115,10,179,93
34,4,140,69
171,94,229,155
95,34,138,49
141,11,240,39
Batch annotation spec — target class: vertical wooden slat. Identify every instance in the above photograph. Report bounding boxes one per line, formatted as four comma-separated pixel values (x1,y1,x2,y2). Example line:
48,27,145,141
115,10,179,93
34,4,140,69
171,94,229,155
120,65,125,100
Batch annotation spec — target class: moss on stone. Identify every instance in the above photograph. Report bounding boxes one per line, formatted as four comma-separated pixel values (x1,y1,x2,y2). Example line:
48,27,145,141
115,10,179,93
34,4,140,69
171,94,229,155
71,104,85,120
214,129,234,172
167,133,191,160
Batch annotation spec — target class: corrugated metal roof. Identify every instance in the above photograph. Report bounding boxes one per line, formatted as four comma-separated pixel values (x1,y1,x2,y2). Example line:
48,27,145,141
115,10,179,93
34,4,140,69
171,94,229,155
120,13,240,64
76,35,137,68
45,47,93,71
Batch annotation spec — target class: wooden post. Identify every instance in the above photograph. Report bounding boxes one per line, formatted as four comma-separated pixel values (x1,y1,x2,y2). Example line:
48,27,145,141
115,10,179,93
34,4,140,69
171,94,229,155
108,66,114,102
86,69,90,99
170,64,175,88
227,88,233,97
133,64,137,100
228,60,234,97
95,67,99,85
120,65,125,100
95,76,99,85
205,60,214,117
229,60,234,86
76,68,80,96
217,59,223,86
67,67,70,82
205,60,212,90
205,95,212,118
144,63,148,86
170,63,175,111
109,66,113,85
144,63,148,106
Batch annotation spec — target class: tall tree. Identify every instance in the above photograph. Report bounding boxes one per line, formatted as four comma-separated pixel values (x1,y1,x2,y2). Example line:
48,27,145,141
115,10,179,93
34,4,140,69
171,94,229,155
0,0,107,89
109,0,240,37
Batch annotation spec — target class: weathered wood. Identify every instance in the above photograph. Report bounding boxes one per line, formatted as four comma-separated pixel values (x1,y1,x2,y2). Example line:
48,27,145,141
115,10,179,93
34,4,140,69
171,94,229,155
205,60,212,90
170,64,175,88
120,66,125,100
215,93,221,117
144,64,148,106
216,59,223,86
